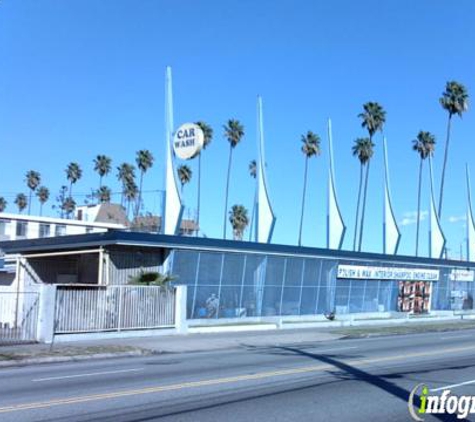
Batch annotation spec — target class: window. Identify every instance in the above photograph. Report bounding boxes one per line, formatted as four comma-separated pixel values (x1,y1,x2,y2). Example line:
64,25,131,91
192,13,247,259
16,221,27,238
0,219,10,239
39,223,50,238
55,224,66,236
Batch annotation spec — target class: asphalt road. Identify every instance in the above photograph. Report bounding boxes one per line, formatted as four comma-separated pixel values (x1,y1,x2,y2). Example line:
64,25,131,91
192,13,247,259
1,330,475,421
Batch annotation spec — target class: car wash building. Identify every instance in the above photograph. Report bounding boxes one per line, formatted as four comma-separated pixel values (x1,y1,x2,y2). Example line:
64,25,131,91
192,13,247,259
1,231,474,321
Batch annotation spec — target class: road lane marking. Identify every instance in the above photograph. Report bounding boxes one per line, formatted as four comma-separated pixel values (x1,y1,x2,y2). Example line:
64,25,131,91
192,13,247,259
431,379,475,392
32,368,144,382
2,344,475,414
440,334,472,340
311,346,358,353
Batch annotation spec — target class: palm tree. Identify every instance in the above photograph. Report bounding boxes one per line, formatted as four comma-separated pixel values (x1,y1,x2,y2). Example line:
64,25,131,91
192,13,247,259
195,121,213,232
14,193,27,214
65,162,82,198
117,163,136,207
0,197,7,212
93,155,112,191
54,186,68,218
229,204,249,241
249,159,257,178
352,138,375,251
25,170,41,214
412,131,436,256
438,81,469,218
96,185,112,203
62,197,76,219
357,102,386,252
124,180,138,218
298,131,321,246
135,150,154,218
222,119,245,239
358,102,386,139
36,186,50,216
177,164,192,194
248,159,257,241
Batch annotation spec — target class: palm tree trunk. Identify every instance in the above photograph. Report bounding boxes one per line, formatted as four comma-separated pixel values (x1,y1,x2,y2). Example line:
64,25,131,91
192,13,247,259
223,146,234,239
298,157,309,247
438,114,452,218
196,153,202,236
249,189,257,241
69,182,73,199
358,161,371,252
98,176,103,204
415,158,423,256
353,164,364,251
28,190,32,215
40,202,43,216
135,172,144,218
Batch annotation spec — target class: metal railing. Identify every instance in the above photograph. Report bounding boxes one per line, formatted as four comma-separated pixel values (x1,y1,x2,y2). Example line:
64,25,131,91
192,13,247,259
0,292,39,344
54,285,176,334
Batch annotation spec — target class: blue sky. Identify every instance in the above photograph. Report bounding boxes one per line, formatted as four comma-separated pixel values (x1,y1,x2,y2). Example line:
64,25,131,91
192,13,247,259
1,0,474,258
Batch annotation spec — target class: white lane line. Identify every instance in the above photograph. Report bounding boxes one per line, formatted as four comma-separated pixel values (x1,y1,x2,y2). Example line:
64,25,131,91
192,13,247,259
431,379,475,392
312,346,358,353
440,334,472,340
32,368,144,382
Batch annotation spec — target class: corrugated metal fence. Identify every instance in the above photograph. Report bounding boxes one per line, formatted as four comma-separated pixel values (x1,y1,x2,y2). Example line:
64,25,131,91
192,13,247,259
0,292,39,344
54,285,176,333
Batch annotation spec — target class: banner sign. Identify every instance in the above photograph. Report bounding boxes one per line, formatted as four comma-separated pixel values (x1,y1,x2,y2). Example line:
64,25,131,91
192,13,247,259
449,269,475,282
337,264,439,281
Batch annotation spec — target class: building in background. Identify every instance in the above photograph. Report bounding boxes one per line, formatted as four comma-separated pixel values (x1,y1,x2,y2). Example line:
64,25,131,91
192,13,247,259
0,209,125,242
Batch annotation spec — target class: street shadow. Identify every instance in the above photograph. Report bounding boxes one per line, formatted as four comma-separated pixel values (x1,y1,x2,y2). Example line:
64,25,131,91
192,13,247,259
276,345,452,421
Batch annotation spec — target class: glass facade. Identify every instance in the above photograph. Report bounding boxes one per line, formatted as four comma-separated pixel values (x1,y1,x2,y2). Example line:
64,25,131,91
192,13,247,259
171,249,475,319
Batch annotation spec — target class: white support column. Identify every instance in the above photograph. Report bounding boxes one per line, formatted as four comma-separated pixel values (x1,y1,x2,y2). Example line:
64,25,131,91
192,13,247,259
98,248,104,285
104,251,110,285
174,285,188,334
37,284,57,344
11,220,18,240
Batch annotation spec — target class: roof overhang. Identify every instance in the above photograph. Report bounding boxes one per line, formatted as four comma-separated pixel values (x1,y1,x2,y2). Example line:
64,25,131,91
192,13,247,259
0,230,473,269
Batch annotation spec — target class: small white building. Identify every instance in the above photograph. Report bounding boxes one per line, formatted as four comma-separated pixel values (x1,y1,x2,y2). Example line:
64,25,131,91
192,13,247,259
0,211,125,242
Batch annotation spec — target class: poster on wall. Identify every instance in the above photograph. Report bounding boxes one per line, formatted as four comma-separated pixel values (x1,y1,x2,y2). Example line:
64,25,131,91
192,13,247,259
397,281,432,314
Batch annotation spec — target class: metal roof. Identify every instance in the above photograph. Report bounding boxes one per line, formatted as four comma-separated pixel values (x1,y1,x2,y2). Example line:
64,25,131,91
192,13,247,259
0,230,472,268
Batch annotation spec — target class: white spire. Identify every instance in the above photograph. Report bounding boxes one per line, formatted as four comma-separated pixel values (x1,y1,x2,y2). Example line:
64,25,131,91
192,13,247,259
429,157,446,258
466,164,475,261
163,66,183,235
326,119,346,249
255,96,276,243
383,137,401,254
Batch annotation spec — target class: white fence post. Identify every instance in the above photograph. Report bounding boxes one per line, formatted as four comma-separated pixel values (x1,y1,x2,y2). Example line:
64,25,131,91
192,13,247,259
174,285,188,334
37,284,57,344
117,286,123,332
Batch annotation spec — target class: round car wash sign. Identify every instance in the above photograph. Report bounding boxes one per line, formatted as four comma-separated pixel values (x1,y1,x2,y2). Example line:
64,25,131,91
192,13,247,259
173,123,204,160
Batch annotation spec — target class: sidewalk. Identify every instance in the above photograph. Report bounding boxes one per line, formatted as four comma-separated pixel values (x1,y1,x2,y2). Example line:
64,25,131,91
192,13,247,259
2,319,475,367
0,328,342,366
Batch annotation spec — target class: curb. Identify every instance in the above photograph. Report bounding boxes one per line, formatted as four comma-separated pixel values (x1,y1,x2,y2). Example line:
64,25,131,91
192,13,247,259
0,350,150,368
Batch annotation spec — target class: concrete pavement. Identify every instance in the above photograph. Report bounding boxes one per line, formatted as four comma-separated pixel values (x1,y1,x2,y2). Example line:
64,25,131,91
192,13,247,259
2,319,475,367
